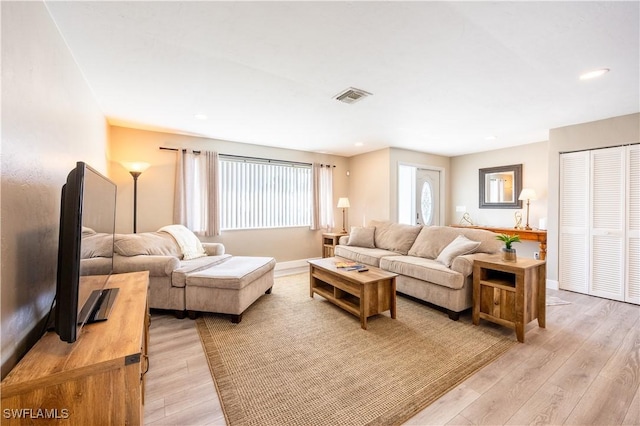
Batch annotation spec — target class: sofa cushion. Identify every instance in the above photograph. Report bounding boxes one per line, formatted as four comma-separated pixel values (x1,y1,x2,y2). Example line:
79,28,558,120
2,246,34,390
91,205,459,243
186,256,276,290
370,220,422,255
455,228,503,254
113,254,181,277
347,226,375,248
380,256,465,290
407,226,450,259
334,245,397,267
409,226,501,259
436,235,481,267
172,254,233,288
114,232,182,258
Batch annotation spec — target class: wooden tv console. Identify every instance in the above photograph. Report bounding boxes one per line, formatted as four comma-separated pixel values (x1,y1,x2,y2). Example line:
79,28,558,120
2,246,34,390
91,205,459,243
1,271,150,425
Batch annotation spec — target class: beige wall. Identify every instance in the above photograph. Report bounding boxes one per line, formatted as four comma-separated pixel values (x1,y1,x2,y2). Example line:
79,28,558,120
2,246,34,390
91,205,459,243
450,141,549,259
346,147,450,227
547,113,640,284
108,126,349,262
1,2,109,378
347,148,391,226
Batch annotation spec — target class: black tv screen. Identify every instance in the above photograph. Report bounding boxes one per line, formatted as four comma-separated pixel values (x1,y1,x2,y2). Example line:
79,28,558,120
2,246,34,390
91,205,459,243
55,162,117,343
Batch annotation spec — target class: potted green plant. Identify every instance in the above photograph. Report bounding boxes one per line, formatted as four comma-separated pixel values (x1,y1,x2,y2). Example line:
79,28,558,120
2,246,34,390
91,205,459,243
496,233,521,262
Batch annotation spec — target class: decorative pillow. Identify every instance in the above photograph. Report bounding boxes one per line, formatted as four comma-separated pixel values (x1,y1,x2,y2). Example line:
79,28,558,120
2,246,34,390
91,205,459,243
114,232,182,258
436,235,481,267
347,226,375,248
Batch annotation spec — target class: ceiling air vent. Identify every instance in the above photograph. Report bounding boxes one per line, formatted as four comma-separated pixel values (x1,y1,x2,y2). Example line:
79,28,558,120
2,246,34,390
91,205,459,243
334,87,372,104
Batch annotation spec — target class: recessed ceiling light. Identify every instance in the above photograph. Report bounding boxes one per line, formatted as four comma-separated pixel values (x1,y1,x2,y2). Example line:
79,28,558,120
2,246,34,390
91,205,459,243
579,68,610,80
355,142,364,147
194,113,208,120
485,135,497,141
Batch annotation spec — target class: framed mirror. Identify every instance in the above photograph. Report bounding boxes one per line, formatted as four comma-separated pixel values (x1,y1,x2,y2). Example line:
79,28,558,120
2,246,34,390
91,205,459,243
479,164,522,209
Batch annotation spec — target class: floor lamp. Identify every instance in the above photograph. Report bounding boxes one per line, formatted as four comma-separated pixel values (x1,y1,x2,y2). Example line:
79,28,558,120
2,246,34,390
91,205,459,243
121,162,151,233
337,197,350,233
518,188,537,230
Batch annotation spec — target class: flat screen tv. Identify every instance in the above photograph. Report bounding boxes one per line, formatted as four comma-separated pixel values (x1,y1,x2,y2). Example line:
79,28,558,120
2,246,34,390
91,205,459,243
55,162,118,343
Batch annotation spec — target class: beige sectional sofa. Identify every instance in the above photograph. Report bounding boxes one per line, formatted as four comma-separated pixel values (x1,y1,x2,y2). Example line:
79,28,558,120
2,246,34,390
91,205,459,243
335,221,502,320
109,230,274,322
112,231,230,316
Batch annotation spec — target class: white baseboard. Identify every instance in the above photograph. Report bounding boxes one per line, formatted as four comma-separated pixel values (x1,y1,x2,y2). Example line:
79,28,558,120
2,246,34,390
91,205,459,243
275,258,319,276
547,279,559,290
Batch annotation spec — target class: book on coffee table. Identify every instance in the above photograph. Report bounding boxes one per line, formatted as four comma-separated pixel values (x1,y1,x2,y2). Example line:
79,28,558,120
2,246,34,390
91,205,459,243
335,261,357,268
344,265,369,271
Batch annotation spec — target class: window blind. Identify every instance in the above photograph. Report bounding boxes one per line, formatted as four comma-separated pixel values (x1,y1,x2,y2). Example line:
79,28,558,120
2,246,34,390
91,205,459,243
219,158,312,230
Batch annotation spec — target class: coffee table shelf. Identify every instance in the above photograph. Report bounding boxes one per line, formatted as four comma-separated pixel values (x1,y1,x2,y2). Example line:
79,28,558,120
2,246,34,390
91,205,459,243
308,257,398,329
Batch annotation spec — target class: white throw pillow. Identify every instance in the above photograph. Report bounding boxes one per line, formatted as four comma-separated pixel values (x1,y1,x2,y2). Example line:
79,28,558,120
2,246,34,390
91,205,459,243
347,226,376,248
436,235,481,267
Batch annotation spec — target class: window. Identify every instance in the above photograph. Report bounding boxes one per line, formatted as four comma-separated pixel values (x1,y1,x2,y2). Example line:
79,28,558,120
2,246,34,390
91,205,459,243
219,157,312,230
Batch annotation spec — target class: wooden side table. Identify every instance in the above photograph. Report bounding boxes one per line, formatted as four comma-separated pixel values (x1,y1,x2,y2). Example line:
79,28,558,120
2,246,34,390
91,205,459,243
472,257,546,343
322,232,347,258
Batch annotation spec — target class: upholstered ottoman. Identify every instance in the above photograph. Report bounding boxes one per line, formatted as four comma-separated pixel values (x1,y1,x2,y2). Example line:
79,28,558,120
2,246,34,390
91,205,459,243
185,256,276,323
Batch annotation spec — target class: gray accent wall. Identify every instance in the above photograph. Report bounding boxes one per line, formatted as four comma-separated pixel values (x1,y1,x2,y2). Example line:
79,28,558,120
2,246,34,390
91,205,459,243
1,1,109,378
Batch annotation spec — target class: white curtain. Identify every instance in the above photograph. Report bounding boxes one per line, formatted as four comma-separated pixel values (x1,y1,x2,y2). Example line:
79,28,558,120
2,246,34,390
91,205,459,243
311,163,334,230
174,149,220,236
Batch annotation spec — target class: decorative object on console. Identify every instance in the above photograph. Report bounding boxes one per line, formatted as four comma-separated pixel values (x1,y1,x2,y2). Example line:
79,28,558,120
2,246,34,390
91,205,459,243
459,212,474,226
121,161,151,233
337,197,350,233
496,233,521,262
514,211,523,229
518,188,537,230
538,217,547,230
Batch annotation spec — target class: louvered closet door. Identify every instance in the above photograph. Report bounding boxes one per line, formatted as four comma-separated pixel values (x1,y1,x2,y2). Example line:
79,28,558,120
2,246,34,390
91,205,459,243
559,151,590,293
590,147,625,301
627,145,640,304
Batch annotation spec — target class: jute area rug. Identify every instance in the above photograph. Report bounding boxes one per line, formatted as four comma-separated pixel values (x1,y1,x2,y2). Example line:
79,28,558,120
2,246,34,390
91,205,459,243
196,273,516,426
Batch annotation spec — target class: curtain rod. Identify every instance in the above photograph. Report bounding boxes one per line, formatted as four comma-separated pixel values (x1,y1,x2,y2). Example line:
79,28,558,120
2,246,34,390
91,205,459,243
159,147,335,167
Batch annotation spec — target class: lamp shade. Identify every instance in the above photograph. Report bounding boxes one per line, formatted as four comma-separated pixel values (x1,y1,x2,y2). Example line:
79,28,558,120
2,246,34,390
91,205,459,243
518,188,537,201
121,161,151,174
337,197,350,208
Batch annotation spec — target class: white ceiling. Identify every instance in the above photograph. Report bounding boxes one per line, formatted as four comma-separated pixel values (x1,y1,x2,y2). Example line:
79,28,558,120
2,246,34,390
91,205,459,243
46,1,639,157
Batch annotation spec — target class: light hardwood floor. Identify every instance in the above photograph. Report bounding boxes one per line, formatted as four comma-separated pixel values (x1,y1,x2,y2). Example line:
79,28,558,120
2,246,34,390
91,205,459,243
144,279,640,425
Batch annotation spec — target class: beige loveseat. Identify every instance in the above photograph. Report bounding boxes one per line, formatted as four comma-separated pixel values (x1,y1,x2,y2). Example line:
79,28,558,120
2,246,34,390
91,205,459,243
335,221,502,320
111,229,275,322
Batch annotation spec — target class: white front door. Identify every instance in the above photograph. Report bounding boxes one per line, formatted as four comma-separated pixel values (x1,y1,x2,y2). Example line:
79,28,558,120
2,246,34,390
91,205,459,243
416,169,441,226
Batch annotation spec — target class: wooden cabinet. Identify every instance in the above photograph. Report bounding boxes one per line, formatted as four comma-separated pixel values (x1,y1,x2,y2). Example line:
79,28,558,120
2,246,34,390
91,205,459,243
472,258,545,343
322,232,347,258
1,271,150,425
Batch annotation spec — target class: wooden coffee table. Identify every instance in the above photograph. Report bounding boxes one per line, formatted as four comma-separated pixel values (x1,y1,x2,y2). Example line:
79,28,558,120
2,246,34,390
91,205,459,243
308,257,398,329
